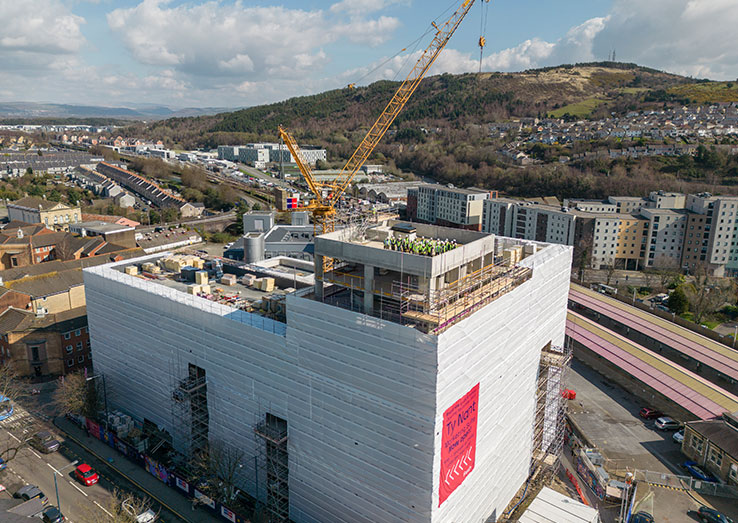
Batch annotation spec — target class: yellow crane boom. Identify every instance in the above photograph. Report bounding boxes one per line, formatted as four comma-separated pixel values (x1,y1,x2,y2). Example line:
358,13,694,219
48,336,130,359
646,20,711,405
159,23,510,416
279,0,483,236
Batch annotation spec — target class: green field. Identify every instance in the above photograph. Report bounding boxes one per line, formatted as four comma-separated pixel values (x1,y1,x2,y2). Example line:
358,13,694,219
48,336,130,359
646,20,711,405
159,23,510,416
548,97,607,118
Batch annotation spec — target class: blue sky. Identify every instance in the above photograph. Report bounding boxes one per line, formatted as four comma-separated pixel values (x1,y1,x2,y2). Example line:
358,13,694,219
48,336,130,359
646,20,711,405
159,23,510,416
1,0,736,108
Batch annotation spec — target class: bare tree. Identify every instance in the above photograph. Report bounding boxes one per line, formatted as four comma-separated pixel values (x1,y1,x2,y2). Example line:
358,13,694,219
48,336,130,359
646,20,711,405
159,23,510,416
192,440,247,503
684,264,736,324
0,363,35,464
53,234,78,261
80,488,157,523
53,372,100,418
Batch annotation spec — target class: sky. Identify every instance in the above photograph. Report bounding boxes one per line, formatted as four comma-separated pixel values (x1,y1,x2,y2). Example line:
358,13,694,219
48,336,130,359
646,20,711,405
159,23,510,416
1,0,737,109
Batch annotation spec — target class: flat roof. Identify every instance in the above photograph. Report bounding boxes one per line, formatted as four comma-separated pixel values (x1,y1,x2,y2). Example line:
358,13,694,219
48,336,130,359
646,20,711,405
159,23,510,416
567,311,738,419
570,284,738,381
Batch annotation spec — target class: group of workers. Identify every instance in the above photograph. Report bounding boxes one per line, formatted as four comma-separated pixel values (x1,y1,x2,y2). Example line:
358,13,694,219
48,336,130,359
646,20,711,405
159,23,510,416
383,236,458,256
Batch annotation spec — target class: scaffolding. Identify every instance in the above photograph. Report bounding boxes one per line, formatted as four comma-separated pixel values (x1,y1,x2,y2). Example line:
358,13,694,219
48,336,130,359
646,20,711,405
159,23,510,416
394,261,533,334
531,342,572,479
497,342,572,523
170,360,209,461
254,413,289,523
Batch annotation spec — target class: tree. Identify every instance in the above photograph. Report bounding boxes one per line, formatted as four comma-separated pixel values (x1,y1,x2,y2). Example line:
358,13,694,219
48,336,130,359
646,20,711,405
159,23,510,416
192,440,247,503
683,264,736,324
53,235,77,261
53,372,100,419
667,286,689,315
82,488,157,523
0,363,36,465
233,200,249,235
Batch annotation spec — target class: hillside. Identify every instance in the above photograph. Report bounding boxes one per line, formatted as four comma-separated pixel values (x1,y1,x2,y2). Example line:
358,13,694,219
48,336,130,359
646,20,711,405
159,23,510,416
138,62,695,148
130,63,738,200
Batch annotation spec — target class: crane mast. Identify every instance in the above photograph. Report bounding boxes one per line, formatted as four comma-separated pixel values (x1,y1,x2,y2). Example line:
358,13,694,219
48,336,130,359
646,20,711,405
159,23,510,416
279,0,481,237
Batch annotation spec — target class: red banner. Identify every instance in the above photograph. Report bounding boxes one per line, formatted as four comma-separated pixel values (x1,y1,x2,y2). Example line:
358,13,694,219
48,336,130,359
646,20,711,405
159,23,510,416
439,383,479,506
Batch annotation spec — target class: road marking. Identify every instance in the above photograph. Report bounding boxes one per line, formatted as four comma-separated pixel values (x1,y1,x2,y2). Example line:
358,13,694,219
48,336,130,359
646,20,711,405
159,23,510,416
47,462,61,474
94,500,113,517
7,432,20,443
29,449,42,459
68,479,88,497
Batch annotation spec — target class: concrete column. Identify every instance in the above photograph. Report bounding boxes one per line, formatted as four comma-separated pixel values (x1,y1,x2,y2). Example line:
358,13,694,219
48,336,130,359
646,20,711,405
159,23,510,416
315,254,324,299
363,264,374,314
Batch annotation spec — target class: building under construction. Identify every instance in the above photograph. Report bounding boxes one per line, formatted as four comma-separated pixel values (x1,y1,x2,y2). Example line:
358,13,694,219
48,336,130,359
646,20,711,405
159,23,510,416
83,220,572,523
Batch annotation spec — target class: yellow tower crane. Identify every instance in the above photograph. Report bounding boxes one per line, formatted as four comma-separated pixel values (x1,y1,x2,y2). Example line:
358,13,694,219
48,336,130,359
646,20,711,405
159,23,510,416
279,0,488,239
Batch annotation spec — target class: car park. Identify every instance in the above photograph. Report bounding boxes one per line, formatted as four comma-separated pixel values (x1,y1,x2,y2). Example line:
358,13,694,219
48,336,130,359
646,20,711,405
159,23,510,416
74,463,99,486
14,484,48,504
41,505,66,522
30,430,60,453
655,416,681,430
673,428,685,444
639,407,663,419
683,461,718,482
697,505,734,523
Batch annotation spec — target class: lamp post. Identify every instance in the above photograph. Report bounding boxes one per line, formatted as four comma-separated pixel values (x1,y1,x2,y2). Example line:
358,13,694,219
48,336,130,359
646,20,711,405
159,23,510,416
86,374,109,431
54,460,78,514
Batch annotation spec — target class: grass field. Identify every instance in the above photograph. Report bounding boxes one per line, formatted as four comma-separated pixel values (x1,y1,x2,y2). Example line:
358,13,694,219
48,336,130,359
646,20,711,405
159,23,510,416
668,82,738,103
548,97,607,118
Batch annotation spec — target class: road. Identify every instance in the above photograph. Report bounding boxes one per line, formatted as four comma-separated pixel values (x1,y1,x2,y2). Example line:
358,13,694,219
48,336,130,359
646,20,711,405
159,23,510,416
568,360,738,522
0,384,214,523
0,404,114,522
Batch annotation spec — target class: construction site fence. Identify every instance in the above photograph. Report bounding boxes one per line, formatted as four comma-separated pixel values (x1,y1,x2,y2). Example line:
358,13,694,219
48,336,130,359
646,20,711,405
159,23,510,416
636,469,738,499
81,416,252,523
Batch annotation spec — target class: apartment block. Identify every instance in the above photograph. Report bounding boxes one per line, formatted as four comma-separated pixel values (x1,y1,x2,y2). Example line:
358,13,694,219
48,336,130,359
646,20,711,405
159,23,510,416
409,185,490,231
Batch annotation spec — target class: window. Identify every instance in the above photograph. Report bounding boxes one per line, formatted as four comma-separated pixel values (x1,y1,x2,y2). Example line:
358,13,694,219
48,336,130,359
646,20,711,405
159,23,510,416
690,433,704,453
76,342,83,351
65,345,73,354
77,355,85,363
67,359,74,367
64,332,71,340
86,340,90,350
75,329,81,336
730,464,738,482
708,448,723,467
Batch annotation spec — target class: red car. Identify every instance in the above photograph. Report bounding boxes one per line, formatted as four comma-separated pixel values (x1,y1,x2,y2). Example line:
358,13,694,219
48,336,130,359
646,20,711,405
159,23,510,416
74,464,99,486
640,407,663,420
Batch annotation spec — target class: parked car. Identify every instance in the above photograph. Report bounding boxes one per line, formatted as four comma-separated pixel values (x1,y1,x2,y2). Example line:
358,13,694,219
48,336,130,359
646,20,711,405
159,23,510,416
631,512,655,523
14,484,48,504
655,417,681,431
683,461,718,482
697,505,734,523
0,457,6,470
673,428,685,444
640,407,663,419
74,463,99,486
30,430,60,453
41,505,66,523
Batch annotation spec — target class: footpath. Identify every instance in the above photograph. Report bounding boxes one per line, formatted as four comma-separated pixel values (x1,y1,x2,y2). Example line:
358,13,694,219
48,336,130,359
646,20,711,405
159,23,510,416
53,415,222,523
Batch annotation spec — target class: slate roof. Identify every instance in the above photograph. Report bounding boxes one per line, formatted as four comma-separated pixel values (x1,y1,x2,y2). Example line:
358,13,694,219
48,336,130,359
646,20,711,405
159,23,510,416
687,418,738,458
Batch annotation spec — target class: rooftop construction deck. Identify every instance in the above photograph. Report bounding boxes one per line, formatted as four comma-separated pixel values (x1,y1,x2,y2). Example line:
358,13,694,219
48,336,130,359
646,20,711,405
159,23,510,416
313,220,540,333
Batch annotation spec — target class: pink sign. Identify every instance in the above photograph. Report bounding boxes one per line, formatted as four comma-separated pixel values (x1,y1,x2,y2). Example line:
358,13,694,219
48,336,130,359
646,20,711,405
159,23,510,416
439,383,479,506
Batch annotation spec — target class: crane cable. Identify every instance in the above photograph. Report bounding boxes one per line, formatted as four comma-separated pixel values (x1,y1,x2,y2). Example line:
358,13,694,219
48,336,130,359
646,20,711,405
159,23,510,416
348,0,463,87
478,0,490,73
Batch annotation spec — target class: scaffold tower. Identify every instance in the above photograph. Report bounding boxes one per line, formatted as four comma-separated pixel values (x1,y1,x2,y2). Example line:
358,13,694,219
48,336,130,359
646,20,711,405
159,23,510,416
254,413,289,523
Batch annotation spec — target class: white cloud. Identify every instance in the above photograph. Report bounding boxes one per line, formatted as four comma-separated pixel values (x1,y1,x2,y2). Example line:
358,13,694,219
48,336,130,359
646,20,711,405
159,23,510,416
0,0,86,59
409,0,738,80
107,0,402,85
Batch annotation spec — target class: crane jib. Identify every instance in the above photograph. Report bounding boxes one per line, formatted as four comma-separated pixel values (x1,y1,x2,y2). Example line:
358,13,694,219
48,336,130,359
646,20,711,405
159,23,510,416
280,0,480,234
